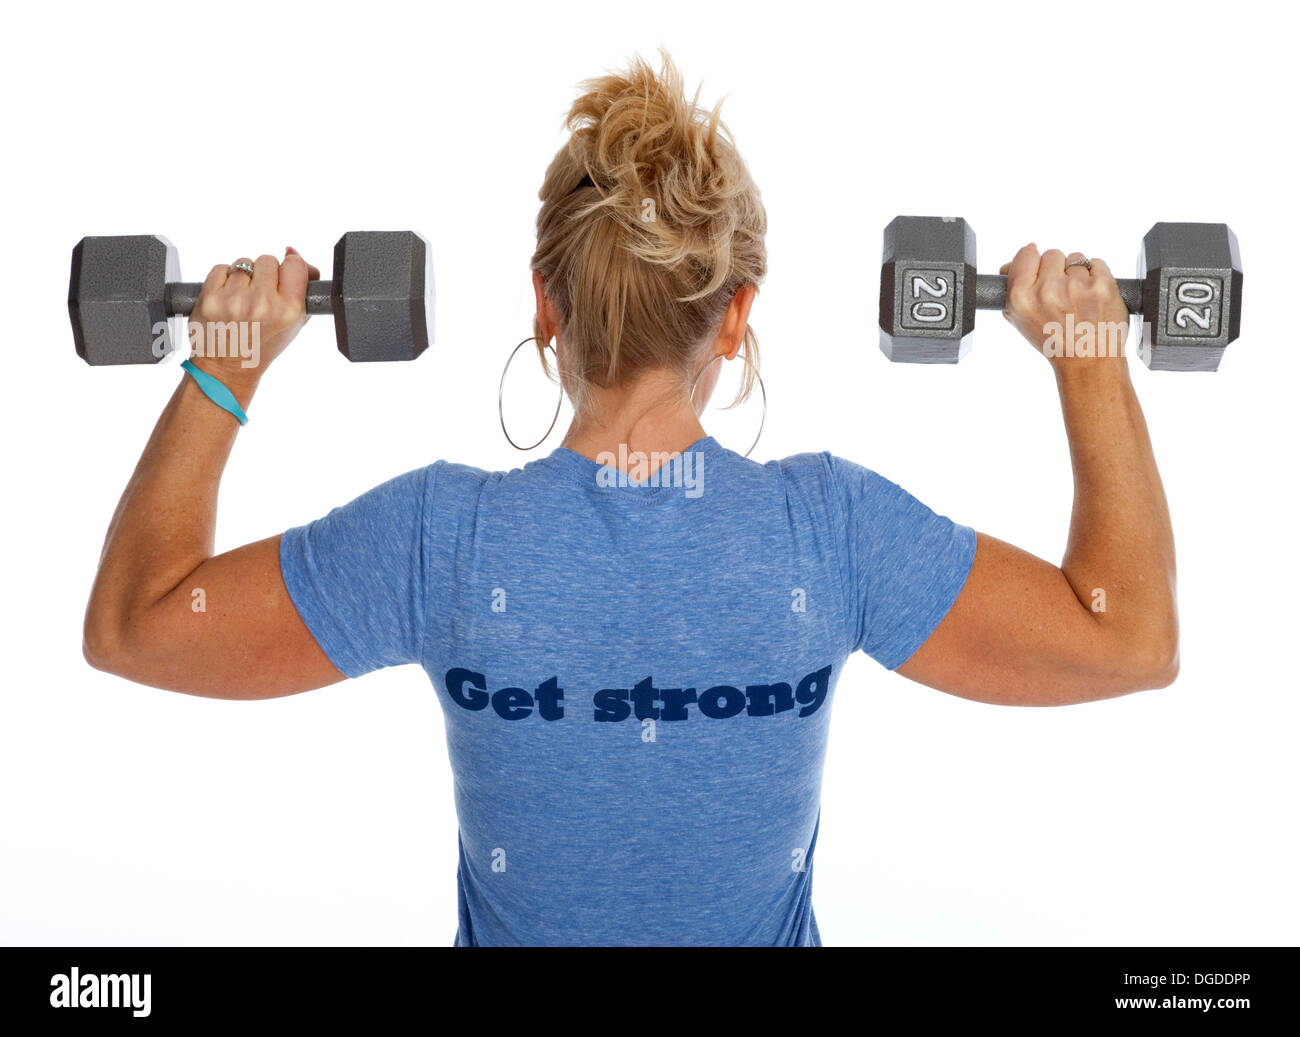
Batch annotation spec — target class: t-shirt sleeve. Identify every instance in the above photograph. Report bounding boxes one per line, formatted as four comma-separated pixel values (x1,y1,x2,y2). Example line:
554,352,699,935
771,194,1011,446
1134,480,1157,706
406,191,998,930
278,463,436,678
824,452,977,670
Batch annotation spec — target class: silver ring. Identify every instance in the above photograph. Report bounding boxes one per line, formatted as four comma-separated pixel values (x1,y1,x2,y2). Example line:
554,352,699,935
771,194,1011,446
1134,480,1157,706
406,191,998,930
229,260,255,277
1065,257,1093,272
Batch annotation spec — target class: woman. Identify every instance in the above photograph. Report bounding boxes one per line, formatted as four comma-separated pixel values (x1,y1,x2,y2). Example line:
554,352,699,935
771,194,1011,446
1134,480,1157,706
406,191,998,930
82,53,1178,946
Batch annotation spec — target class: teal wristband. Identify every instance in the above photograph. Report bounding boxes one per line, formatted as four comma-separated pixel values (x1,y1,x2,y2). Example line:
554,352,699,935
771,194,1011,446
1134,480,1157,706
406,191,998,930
181,360,249,426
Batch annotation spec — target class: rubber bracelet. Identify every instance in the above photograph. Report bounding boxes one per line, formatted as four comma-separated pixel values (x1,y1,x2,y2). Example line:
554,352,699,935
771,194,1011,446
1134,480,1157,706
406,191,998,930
180,360,249,426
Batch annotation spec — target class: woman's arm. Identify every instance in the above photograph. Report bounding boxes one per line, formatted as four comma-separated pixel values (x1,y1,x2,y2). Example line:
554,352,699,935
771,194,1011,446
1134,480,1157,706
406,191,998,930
82,250,345,699
896,246,1179,706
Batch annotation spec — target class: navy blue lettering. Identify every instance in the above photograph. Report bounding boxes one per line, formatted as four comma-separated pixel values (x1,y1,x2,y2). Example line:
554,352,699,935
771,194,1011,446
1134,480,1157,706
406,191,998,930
630,677,661,720
660,686,697,721
795,665,832,717
593,688,631,722
446,668,489,711
746,682,795,717
698,685,747,719
535,676,564,721
492,687,532,720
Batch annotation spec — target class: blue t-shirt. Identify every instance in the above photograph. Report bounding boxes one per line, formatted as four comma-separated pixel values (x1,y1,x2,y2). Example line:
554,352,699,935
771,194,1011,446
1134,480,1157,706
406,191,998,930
279,436,976,946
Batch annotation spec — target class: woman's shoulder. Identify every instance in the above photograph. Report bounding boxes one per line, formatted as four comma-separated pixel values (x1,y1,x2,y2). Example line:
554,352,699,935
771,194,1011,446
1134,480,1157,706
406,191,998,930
768,449,884,492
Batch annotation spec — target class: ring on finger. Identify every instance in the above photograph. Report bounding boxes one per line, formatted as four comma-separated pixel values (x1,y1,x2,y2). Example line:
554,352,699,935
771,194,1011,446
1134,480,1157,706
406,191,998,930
1065,256,1093,272
229,260,255,277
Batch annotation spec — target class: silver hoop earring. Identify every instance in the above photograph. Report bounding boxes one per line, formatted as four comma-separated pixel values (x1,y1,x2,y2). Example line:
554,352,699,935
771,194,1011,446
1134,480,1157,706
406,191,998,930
499,336,563,451
688,350,767,458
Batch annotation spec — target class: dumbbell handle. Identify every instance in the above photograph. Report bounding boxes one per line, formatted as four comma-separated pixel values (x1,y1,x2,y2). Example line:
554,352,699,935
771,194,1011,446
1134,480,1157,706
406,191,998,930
974,274,1143,314
164,281,335,316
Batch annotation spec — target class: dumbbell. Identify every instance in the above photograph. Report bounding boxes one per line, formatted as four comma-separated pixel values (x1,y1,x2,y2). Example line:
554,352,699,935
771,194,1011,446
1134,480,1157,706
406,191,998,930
69,231,434,365
878,216,1243,371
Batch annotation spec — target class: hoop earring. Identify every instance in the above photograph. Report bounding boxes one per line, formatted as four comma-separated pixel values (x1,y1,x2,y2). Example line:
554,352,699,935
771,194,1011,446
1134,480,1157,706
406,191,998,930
688,350,767,458
499,336,563,451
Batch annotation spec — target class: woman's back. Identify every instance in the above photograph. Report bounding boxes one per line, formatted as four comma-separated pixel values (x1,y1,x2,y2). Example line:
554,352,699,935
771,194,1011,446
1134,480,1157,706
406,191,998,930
279,436,975,944
78,50,1183,949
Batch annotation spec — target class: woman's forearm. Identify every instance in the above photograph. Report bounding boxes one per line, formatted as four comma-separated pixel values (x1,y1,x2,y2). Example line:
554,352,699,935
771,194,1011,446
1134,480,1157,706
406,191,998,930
1055,360,1178,677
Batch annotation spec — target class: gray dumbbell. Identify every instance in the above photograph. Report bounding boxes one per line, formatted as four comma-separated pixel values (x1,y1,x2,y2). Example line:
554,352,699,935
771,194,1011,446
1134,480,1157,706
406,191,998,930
879,216,1243,371
69,231,434,365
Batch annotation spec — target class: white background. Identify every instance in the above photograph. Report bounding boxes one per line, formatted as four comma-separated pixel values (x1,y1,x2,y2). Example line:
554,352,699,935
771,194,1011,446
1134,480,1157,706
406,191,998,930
2,0,1295,946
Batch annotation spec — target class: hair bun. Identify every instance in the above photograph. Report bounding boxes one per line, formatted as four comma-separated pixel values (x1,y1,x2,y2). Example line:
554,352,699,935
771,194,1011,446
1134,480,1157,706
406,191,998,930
531,50,767,412
565,50,758,292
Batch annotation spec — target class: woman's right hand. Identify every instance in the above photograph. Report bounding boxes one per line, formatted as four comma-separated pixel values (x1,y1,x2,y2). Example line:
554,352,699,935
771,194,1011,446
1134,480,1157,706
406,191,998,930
1000,243,1132,372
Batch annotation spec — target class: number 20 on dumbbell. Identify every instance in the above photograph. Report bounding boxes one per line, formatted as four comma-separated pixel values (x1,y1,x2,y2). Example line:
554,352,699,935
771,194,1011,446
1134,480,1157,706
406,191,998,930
878,216,1243,371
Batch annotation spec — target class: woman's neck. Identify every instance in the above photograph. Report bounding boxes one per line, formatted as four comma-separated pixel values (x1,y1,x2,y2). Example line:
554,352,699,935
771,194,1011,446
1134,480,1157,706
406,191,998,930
560,373,707,477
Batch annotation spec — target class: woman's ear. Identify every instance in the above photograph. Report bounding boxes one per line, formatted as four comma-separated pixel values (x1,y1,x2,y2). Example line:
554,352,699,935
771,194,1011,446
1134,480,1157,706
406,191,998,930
532,271,562,345
717,284,758,360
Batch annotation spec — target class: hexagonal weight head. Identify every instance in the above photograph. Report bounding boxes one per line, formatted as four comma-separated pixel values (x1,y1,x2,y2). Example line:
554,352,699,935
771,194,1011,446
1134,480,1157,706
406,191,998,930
879,216,978,364
69,235,180,365
331,231,433,362
1137,222,1242,372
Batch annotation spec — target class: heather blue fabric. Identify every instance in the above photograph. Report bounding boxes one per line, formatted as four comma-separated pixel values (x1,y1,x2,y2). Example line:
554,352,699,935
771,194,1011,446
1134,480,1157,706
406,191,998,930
279,436,976,946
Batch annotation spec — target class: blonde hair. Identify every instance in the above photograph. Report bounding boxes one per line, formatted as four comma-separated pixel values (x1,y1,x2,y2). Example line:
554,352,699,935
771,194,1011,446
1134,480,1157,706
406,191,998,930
529,50,767,416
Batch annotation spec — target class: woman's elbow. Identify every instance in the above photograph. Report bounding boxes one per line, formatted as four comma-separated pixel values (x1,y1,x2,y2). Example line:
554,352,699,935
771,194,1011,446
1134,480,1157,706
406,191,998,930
1070,625,1180,700
1143,645,1180,689
82,605,137,677
1122,629,1181,691
83,624,122,674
